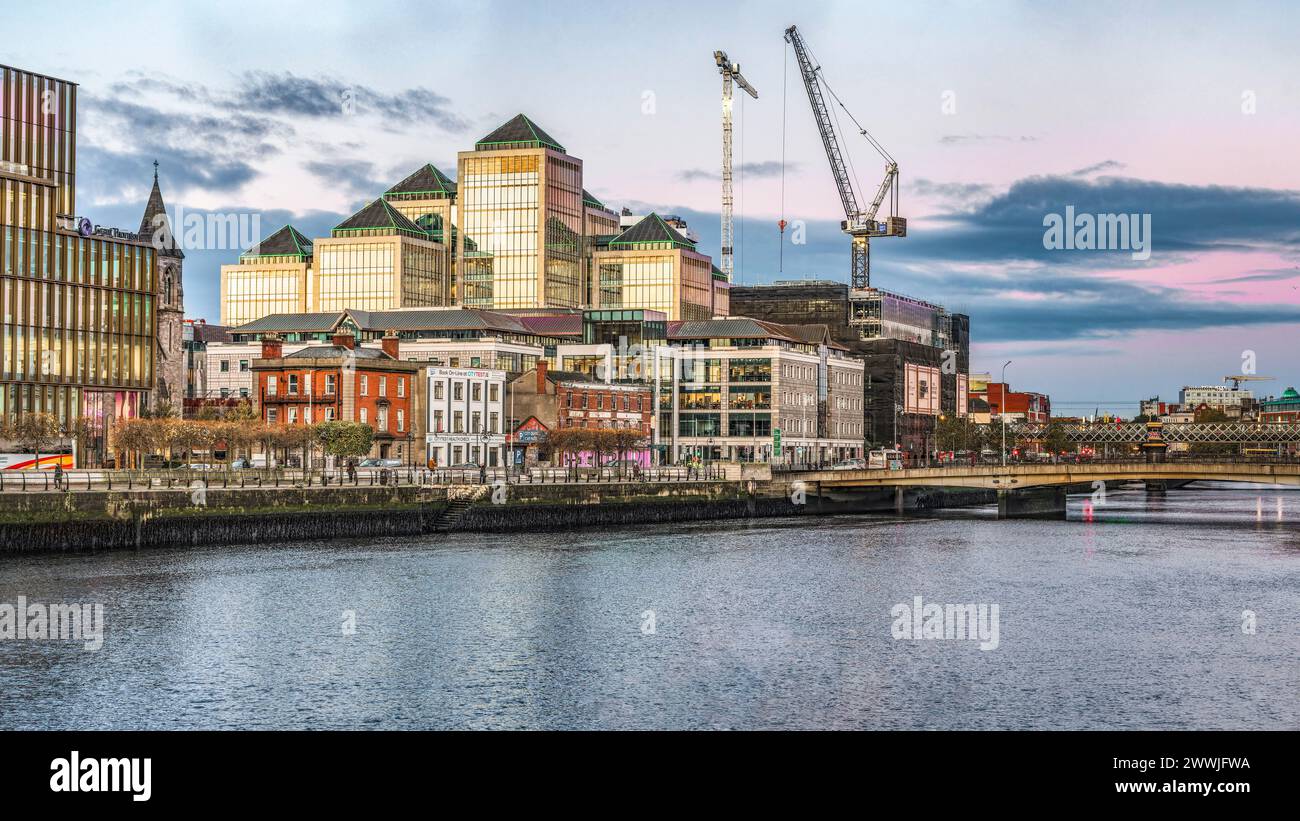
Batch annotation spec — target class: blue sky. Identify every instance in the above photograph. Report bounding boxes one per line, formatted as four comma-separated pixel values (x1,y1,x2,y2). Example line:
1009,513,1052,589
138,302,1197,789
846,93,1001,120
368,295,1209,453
6,0,1300,414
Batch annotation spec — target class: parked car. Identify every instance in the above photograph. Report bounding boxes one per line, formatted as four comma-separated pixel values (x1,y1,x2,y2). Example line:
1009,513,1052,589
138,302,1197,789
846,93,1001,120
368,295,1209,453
359,458,381,468
186,463,214,471
229,457,253,470
830,458,867,471
376,458,402,468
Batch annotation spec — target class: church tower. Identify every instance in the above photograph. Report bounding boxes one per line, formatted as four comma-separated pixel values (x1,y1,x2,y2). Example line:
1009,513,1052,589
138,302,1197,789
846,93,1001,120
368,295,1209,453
140,161,185,412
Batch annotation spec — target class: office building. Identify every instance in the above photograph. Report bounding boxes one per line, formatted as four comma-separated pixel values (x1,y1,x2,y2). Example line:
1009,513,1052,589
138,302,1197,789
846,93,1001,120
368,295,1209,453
592,214,726,320
657,318,864,464
314,199,449,313
1,64,159,465
508,360,653,467
456,114,584,310
220,224,314,328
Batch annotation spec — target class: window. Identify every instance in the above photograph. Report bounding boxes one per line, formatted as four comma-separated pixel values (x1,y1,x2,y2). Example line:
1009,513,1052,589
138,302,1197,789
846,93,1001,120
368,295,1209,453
239,360,249,372
240,388,249,398
219,359,230,373
288,407,298,424
434,382,444,400
489,412,499,433
379,376,387,397
471,411,481,433
360,407,368,424
325,407,335,422
288,374,298,394
453,382,464,401
267,408,278,423
489,384,499,402
433,410,444,432
325,374,336,395
360,375,368,395
453,411,464,433
397,378,405,398
377,408,388,430
397,409,405,432
472,382,482,402
266,375,277,396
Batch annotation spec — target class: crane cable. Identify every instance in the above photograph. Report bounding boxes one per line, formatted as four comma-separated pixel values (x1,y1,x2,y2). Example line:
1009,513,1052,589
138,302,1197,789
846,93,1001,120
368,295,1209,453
779,41,788,275
805,40,895,165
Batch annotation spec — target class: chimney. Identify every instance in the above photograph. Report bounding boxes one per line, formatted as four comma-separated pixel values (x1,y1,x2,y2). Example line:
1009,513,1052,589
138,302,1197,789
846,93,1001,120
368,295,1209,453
536,360,548,394
261,334,283,359
332,332,355,350
380,330,400,360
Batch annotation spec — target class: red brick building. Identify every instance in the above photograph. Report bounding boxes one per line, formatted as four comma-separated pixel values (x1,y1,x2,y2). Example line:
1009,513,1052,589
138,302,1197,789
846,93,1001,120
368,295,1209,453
508,361,654,465
984,382,1051,423
252,333,420,461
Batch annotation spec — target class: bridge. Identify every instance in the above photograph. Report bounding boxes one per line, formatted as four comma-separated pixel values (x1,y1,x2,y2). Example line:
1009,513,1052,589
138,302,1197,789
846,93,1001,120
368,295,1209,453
787,460,1300,519
1012,422,1300,445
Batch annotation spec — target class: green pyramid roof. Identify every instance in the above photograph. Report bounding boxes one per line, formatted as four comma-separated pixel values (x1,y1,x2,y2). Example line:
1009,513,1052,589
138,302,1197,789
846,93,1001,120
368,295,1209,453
475,114,565,153
384,164,457,199
333,199,427,238
242,224,313,259
609,213,696,250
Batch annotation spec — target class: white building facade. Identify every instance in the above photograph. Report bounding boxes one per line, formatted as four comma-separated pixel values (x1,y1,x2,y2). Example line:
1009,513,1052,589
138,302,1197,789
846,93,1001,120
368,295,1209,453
425,366,507,468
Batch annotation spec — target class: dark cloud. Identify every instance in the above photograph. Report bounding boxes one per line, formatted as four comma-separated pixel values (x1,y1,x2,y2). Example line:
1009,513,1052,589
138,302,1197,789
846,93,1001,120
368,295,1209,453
235,72,467,132
302,159,388,199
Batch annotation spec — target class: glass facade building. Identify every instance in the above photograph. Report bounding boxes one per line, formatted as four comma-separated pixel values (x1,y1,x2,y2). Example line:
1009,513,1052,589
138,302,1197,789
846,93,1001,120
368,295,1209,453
457,115,584,310
1,64,157,463
592,214,718,321
220,225,314,328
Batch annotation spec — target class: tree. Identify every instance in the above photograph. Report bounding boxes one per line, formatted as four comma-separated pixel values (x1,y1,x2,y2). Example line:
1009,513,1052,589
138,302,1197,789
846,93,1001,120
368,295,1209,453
316,421,373,462
10,412,61,469
112,418,152,469
1041,420,1071,459
225,399,258,422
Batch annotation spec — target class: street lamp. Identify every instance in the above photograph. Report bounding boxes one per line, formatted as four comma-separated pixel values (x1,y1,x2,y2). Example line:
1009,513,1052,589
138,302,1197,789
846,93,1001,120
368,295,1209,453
1001,360,1012,468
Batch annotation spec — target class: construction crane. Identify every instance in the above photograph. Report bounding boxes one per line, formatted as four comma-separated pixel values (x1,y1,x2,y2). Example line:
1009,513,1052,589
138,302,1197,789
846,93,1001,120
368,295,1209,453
784,25,905,328
715,50,758,282
1224,375,1274,390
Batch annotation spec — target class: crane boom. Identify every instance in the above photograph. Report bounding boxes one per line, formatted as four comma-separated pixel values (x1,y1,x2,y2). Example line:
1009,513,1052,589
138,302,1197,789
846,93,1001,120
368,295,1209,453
784,24,905,306
784,26,859,222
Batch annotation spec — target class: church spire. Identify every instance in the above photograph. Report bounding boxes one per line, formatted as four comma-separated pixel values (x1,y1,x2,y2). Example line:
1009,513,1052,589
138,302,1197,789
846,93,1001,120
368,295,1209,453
140,160,183,258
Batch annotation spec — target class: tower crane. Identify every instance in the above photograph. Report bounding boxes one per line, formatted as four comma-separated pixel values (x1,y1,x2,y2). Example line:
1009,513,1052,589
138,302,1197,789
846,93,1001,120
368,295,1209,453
784,25,905,330
1223,375,1274,390
715,50,758,282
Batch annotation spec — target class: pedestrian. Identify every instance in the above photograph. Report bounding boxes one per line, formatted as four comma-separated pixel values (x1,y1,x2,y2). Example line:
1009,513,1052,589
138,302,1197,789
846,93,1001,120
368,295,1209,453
53,462,64,490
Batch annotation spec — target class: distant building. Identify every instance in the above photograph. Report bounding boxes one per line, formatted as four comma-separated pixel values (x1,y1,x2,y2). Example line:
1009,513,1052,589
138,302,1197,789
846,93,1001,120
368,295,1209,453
1260,387,1300,424
985,383,1051,424
1179,385,1252,409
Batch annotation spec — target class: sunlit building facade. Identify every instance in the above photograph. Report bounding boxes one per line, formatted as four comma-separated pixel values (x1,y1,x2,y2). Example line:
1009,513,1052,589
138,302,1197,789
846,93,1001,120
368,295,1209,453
383,164,457,304
457,114,584,310
592,214,719,321
219,224,313,327
314,199,449,314
1,64,158,464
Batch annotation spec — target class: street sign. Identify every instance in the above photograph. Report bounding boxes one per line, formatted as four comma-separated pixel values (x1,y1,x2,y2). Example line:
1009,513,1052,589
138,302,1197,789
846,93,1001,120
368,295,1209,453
773,428,782,456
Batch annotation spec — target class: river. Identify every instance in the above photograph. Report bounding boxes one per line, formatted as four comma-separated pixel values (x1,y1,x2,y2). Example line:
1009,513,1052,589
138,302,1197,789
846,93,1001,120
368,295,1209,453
1,486,1297,730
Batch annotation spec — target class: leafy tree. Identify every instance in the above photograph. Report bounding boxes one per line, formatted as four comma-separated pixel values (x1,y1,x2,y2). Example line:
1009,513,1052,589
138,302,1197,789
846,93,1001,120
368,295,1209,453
316,421,373,461
10,412,61,468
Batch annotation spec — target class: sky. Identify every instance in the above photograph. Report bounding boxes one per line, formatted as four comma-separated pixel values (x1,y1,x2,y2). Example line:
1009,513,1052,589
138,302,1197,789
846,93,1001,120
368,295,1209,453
5,0,1300,415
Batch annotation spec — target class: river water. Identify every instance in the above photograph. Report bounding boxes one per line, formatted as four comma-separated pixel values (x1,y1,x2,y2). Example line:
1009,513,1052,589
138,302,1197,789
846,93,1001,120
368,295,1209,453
1,486,1297,730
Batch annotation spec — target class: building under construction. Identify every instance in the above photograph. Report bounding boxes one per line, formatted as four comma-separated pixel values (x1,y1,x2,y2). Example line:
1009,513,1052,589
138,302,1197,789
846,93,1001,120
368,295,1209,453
730,281,970,455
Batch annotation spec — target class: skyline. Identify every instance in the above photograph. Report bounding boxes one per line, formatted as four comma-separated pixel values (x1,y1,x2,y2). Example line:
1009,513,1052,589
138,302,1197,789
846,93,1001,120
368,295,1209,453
6,0,1300,413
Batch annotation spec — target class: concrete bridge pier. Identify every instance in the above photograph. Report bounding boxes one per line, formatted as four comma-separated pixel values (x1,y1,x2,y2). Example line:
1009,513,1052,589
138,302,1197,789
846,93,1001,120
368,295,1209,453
997,486,1068,520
